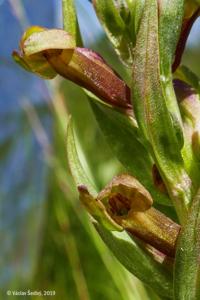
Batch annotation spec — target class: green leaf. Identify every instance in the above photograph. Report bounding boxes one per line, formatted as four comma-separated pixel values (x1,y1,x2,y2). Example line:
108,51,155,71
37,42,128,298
62,0,82,46
132,0,192,222
158,0,185,142
174,188,200,300
90,100,171,206
93,0,144,66
66,117,97,197
95,224,173,298
159,0,185,76
93,0,125,38
93,0,128,64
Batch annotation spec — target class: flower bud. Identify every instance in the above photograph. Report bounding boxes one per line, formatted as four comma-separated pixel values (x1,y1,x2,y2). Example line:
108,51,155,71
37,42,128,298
13,26,131,110
79,174,180,257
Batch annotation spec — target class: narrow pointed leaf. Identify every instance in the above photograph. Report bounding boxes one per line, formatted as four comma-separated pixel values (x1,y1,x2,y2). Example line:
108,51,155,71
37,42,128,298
95,225,173,298
159,0,184,76
62,0,82,45
90,100,171,206
174,188,200,300
93,0,144,66
158,0,184,140
66,117,97,197
93,0,129,65
93,0,125,40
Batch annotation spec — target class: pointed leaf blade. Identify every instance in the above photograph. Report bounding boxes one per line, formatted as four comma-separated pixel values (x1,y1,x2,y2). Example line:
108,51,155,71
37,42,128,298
66,117,97,196
90,101,171,206
95,224,173,298
62,0,82,45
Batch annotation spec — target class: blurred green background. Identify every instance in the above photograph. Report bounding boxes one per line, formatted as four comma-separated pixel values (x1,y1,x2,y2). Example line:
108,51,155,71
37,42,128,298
0,1,200,299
